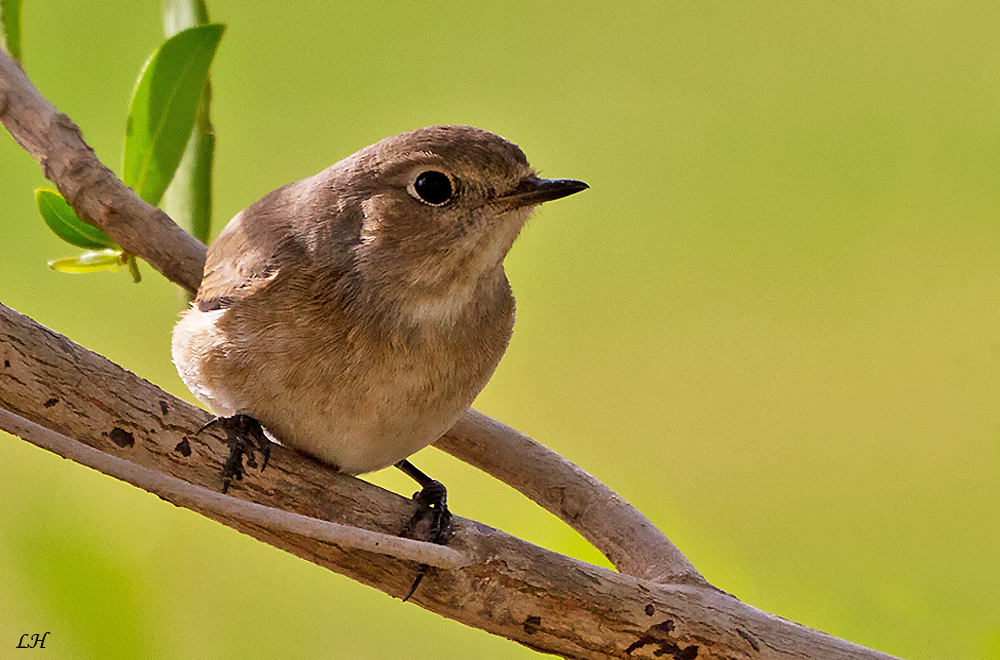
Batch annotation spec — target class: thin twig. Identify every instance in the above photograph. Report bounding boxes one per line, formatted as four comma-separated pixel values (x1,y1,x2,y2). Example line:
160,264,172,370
440,412,702,584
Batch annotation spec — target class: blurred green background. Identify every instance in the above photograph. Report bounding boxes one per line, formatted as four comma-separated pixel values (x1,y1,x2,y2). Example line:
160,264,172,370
2,2,999,658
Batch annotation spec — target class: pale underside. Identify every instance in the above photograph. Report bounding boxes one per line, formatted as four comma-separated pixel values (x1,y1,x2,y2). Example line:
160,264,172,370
172,292,509,475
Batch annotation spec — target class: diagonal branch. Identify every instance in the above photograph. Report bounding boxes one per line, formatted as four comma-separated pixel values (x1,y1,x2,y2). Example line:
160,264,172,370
0,47,903,658
0,51,205,292
0,406,468,570
0,302,898,659
439,413,700,583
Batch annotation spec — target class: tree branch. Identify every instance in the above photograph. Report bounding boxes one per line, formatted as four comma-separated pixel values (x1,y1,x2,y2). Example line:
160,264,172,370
439,413,699,584
0,406,468,570
0,50,205,292
0,303,897,659
0,47,901,658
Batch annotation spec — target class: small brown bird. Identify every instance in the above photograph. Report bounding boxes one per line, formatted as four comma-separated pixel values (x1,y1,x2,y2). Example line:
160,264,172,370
171,125,586,595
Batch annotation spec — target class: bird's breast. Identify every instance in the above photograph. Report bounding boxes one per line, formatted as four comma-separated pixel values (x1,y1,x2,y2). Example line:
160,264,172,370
175,287,514,475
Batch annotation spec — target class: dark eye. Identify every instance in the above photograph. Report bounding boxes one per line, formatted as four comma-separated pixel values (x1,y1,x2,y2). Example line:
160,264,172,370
412,171,453,205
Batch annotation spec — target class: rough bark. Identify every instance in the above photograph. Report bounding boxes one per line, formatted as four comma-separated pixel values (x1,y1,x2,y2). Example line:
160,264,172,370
0,304,896,659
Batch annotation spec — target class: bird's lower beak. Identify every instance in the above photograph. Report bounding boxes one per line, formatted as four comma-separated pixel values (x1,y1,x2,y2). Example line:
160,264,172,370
494,177,589,210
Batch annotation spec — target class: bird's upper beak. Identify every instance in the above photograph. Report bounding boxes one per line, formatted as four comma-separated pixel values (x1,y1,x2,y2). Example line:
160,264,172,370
493,177,589,210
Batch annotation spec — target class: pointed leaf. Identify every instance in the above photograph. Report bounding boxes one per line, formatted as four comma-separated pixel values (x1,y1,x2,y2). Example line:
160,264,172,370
48,249,124,274
36,188,116,249
0,0,22,63
123,23,224,206
164,89,214,245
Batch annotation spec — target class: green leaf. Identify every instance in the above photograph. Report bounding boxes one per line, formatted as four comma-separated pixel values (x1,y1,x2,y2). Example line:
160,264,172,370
122,23,224,206
48,249,124,274
162,0,216,276
162,1,215,297
35,188,116,250
163,99,214,245
0,0,22,63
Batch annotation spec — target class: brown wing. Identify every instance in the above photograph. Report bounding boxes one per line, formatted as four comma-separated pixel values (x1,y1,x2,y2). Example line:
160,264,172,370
194,166,365,312
195,183,303,312
195,216,283,310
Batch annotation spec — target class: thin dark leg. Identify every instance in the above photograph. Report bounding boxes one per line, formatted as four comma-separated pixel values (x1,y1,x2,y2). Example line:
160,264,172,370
395,459,452,601
197,414,271,493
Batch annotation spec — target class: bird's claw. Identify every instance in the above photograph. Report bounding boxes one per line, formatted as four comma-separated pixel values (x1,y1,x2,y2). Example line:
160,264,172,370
198,414,271,493
400,478,452,601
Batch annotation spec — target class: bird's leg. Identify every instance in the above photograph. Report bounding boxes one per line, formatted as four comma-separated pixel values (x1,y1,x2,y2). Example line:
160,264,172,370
395,459,453,601
197,414,272,493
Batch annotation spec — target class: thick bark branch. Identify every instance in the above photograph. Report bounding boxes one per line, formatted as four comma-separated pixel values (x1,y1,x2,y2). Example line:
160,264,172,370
0,303,897,659
0,406,468,570
0,47,902,658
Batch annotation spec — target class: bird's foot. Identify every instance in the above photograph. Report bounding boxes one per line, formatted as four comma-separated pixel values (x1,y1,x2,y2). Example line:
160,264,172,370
197,414,271,493
396,461,453,601
401,478,453,544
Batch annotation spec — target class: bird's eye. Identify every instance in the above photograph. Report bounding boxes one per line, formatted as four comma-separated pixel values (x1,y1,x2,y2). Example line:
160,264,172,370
410,171,453,206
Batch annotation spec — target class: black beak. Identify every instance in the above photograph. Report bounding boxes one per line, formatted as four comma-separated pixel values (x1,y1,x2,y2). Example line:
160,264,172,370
495,177,589,210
